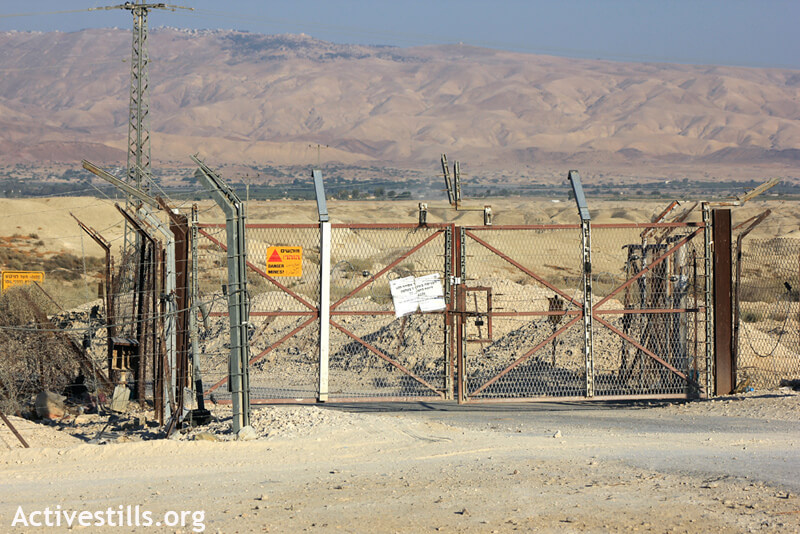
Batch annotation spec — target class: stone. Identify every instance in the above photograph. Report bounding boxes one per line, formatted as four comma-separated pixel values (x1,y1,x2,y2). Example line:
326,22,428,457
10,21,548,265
110,385,130,413
35,391,66,419
194,432,219,442
237,425,258,441
553,430,562,438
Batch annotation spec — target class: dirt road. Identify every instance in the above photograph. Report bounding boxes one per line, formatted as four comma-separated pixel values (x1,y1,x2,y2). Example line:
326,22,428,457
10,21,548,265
1,392,799,533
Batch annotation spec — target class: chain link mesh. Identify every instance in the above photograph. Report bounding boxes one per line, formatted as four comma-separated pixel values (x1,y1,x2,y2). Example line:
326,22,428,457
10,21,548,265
734,236,800,389
329,225,448,399
463,227,586,399
196,224,320,401
195,221,712,403
591,225,707,397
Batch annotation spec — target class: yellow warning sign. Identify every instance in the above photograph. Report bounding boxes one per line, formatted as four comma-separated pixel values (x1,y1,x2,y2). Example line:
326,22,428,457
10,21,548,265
266,246,302,277
1,270,45,291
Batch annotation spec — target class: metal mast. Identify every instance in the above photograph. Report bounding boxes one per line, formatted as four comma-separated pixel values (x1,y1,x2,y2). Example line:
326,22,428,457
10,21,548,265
91,2,191,249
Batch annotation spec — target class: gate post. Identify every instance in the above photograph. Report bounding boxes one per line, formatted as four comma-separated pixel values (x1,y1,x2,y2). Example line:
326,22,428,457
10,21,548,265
444,225,454,400
454,226,467,403
192,156,251,433
712,208,734,395
702,204,714,396
568,171,594,397
313,170,331,402
318,221,331,402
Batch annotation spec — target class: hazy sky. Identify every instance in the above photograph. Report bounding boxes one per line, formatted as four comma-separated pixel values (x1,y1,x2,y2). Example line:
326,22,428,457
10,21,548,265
2,1,799,69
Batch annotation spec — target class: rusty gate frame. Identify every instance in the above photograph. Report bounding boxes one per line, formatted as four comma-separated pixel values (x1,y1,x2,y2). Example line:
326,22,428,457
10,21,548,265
457,225,585,403
327,223,453,401
197,223,320,403
590,222,707,398
195,220,709,404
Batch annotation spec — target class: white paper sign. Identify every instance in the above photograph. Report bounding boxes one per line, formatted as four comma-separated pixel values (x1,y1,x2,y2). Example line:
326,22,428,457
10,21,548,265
416,273,446,312
389,276,418,318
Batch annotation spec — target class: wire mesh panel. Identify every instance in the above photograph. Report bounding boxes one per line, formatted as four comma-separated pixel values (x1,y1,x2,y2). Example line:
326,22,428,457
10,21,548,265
196,224,321,401
328,224,449,400
462,226,586,400
591,223,707,397
734,237,800,389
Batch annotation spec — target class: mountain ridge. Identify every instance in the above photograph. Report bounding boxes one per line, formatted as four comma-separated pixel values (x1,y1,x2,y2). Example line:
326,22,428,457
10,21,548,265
0,28,798,178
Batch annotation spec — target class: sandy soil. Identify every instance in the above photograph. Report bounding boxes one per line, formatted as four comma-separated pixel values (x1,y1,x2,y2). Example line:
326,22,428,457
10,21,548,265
0,197,797,259
1,389,799,533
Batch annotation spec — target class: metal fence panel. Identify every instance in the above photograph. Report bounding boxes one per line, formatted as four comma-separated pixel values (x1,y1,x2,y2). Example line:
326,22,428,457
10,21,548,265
196,224,321,401
328,225,449,399
590,224,708,397
734,237,800,389
462,226,586,400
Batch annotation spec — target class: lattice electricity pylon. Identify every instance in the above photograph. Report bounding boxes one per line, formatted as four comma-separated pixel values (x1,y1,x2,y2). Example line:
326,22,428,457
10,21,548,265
90,2,192,253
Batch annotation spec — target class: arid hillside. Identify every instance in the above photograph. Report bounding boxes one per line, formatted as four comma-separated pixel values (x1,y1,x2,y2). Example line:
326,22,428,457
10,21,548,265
0,28,798,177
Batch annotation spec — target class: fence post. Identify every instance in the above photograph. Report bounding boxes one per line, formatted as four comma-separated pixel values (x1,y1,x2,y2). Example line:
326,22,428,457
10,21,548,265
192,156,251,433
568,171,594,397
189,204,206,412
702,204,714,396
318,221,331,401
140,206,178,419
312,170,331,402
712,208,734,395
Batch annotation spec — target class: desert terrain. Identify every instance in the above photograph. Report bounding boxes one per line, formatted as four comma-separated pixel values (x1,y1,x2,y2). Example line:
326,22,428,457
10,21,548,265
1,389,799,533
0,24,798,532
0,196,796,261
0,195,798,532
0,29,798,183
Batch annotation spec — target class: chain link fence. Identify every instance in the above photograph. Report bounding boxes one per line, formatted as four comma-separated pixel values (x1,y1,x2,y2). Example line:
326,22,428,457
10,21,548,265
734,236,800,389
591,224,708,397
461,226,586,399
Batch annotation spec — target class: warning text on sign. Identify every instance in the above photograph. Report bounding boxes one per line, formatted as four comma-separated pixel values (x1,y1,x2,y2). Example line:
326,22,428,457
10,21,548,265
266,246,303,277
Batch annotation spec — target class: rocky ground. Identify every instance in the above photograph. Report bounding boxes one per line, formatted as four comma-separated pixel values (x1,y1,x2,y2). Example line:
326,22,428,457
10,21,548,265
1,388,799,533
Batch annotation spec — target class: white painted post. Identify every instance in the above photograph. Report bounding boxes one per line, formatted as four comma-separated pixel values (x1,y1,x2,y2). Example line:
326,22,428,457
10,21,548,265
318,221,331,402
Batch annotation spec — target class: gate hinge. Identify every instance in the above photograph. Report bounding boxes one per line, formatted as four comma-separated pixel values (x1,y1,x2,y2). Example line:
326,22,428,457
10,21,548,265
450,276,462,286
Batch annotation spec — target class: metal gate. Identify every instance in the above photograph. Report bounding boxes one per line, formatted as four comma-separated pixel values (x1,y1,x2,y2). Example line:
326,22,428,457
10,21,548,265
327,224,451,401
589,223,708,399
196,223,321,403
458,225,586,401
195,221,710,403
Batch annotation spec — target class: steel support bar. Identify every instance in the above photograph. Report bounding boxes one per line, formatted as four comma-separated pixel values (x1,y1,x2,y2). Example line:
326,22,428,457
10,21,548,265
139,206,178,419
117,204,163,417
158,198,191,412
70,213,115,389
571,170,594,397
318,221,331,401
189,204,206,413
703,204,714,395
732,209,771,373
192,156,250,433
581,217,594,397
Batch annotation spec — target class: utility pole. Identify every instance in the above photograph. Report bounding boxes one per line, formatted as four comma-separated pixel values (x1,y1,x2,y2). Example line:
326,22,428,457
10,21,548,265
308,144,329,168
90,2,192,251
